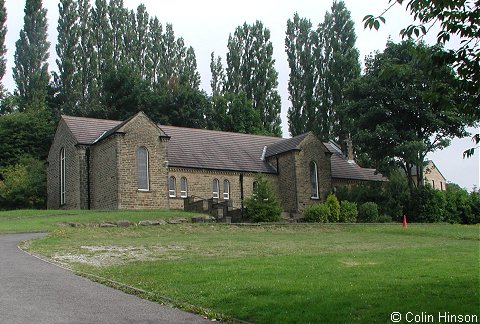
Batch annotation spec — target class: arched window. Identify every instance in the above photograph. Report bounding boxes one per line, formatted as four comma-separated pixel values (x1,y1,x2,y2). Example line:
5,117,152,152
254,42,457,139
223,179,230,200
60,148,66,205
180,177,188,198
137,146,149,190
169,176,176,197
310,161,319,199
212,179,219,199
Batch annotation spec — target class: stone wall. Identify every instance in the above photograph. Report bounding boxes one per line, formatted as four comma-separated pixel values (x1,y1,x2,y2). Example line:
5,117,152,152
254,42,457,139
90,136,119,209
47,119,81,209
294,133,332,213
268,153,297,213
116,113,169,209
424,161,447,191
167,168,268,210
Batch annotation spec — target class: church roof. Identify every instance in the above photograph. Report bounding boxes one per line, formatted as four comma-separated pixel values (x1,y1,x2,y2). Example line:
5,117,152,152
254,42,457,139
161,125,282,173
324,142,386,182
60,115,385,180
62,115,122,145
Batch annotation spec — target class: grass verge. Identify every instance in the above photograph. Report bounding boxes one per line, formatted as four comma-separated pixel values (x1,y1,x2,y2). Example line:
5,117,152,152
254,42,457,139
0,209,203,233
26,223,480,323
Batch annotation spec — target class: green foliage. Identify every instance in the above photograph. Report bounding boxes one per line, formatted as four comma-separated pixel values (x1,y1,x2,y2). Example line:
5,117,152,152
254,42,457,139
444,184,471,224
0,156,46,209
364,0,479,95
0,110,54,168
303,203,330,223
207,92,263,135
303,194,341,223
286,2,360,142
244,175,281,223
13,0,50,111
347,41,472,191
325,193,340,222
339,200,358,223
315,1,360,142
285,13,317,137
225,21,282,137
407,185,446,223
358,202,379,223
56,0,80,115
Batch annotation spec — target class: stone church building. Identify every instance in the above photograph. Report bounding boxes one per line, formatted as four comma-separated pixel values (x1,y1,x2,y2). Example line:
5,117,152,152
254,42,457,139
47,112,384,217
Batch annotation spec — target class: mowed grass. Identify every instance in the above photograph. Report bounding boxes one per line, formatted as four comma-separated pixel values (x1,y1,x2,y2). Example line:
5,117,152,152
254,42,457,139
27,223,480,323
0,209,202,233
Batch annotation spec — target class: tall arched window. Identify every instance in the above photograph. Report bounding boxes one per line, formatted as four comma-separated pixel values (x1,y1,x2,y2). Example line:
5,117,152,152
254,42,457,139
137,146,149,190
180,177,188,198
310,161,319,199
60,148,66,205
223,179,230,200
212,179,219,199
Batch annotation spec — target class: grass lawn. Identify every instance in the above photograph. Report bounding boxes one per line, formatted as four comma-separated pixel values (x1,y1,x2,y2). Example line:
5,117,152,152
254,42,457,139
0,209,202,233
25,222,480,323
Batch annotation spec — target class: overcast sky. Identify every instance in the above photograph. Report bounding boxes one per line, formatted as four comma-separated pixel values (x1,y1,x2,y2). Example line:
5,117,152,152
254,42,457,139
4,0,479,191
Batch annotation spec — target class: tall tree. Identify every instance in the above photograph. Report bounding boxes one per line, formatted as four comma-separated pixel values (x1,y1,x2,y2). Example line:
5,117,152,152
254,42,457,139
56,0,79,115
0,0,6,96
225,21,282,136
146,17,163,87
364,0,479,157
210,52,224,97
346,41,472,192
131,4,149,78
13,0,50,111
315,0,360,142
285,13,318,136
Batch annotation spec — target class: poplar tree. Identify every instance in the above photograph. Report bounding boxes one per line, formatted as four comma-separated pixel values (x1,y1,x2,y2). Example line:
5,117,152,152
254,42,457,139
315,0,360,142
56,0,79,114
0,0,6,96
285,13,318,136
225,21,282,136
210,52,224,97
13,0,50,111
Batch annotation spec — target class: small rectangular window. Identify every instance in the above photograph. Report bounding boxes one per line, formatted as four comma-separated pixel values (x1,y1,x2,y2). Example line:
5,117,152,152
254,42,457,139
169,176,176,197
212,179,219,199
180,177,187,198
223,180,230,200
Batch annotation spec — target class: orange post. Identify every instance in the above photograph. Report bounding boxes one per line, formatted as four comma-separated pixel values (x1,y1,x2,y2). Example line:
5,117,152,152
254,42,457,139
403,215,407,228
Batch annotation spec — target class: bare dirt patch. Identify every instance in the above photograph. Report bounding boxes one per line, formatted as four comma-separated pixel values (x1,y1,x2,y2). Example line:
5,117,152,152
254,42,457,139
52,245,187,267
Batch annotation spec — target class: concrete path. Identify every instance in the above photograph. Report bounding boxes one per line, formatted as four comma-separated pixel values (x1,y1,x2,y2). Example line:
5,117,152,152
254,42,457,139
0,233,210,324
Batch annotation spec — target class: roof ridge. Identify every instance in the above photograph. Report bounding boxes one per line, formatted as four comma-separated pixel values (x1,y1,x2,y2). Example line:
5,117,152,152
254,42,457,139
62,114,122,123
160,124,284,140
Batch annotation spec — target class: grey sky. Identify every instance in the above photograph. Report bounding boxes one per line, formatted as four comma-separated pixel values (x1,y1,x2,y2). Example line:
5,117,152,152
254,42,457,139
4,0,479,191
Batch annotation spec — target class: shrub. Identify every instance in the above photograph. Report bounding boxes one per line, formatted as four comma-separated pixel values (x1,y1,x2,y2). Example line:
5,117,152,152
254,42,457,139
339,201,358,223
377,215,393,223
358,202,379,223
244,174,281,222
325,193,340,222
0,156,46,209
303,204,330,223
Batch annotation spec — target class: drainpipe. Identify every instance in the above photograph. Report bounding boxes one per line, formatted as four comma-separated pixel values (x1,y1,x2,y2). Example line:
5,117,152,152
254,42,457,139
86,147,91,210
240,173,244,219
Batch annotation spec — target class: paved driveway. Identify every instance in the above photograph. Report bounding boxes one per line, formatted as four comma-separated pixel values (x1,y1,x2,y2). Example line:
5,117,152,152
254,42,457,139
0,233,210,324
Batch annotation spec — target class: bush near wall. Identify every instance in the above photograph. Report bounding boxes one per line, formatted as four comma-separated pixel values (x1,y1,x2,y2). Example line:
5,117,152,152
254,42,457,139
339,201,358,223
358,202,380,223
